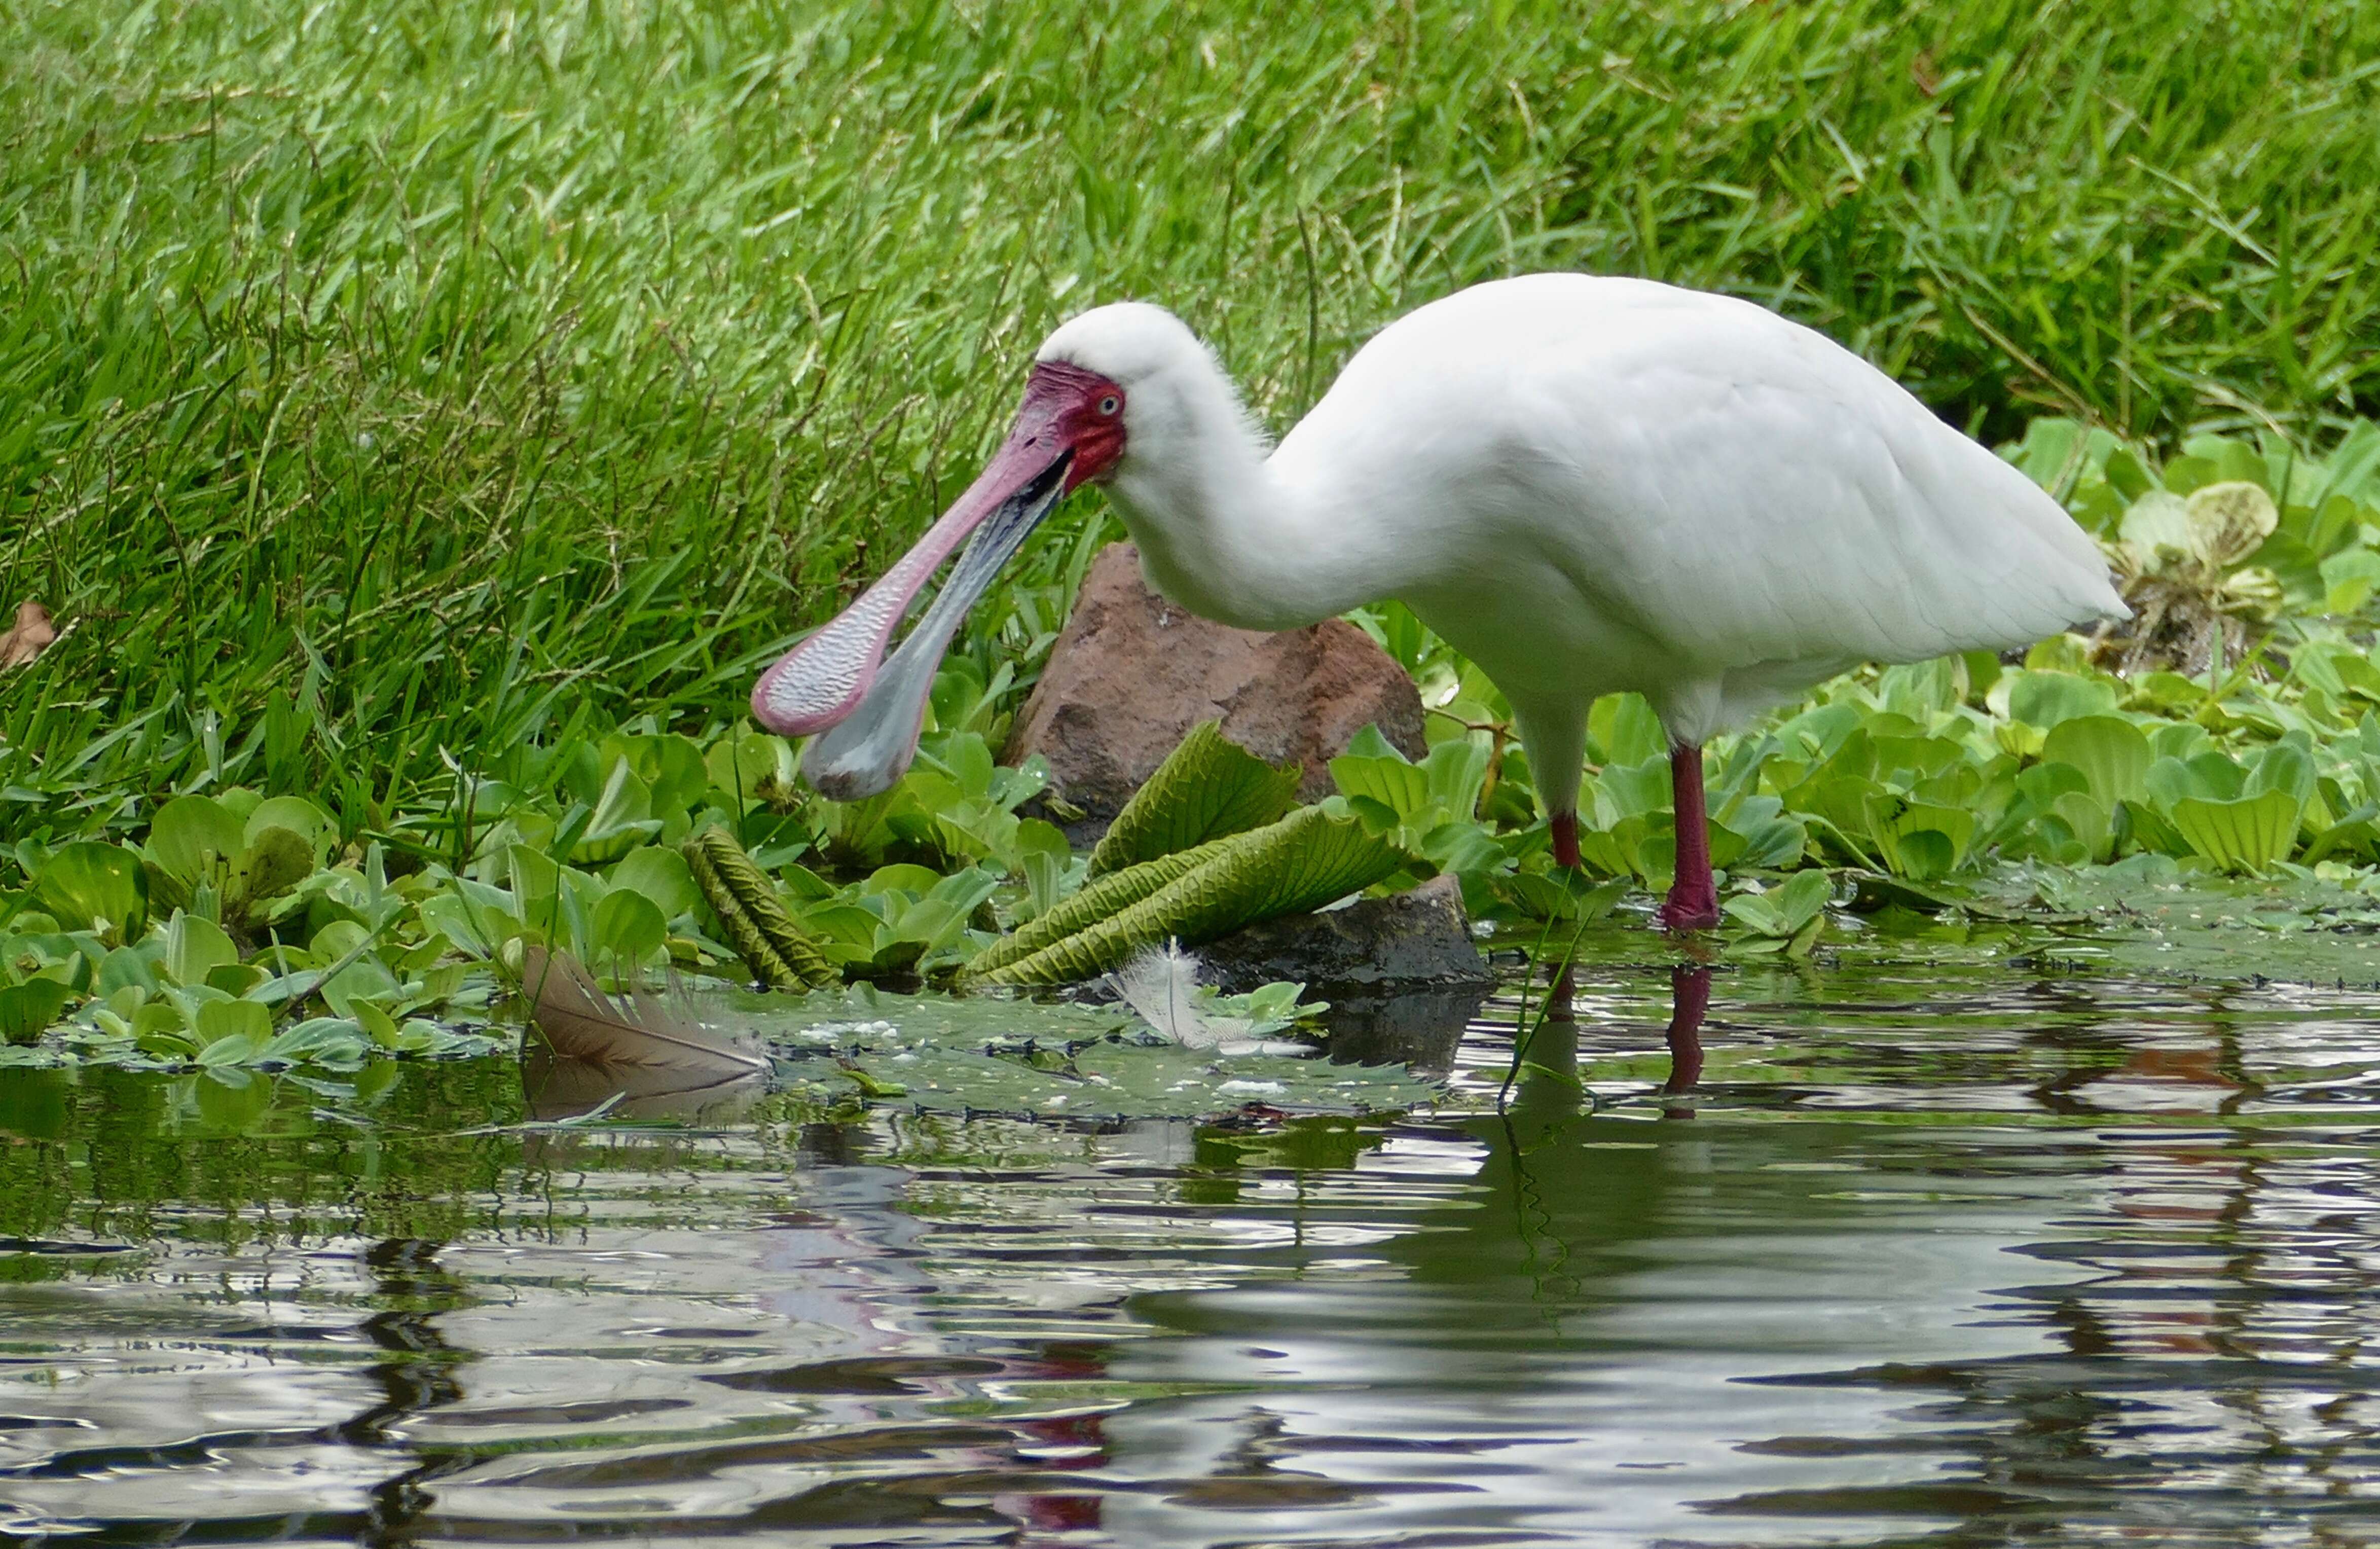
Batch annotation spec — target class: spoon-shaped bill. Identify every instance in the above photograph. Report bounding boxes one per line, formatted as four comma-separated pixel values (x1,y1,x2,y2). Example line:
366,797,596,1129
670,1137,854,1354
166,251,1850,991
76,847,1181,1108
750,428,1073,739
798,452,1071,800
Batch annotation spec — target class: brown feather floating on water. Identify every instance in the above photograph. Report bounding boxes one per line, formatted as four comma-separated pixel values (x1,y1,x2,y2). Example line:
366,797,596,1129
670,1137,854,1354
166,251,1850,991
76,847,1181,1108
520,946,769,1079
2,601,56,669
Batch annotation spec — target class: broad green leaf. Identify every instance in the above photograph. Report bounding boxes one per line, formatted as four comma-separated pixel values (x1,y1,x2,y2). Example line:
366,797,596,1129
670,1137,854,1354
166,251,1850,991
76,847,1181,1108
984,806,1407,986
2049,791,2112,863
195,996,271,1052
245,797,333,861
1330,749,1430,819
1495,872,1628,922
149,795,246,888
1725,869,1831,937
2006,670,2120,731
0,979,71,1046
234,827,315,917
573,760,663,863
1769,869,1833,932
1422,737,1493,818
2319,547,2380,615
2040,716,2151,808
1589,693,1667,766
591,889,667,970
1881,803,1970,878
262,1017,373,1065
2169,789,2301,873
865,863,947,897
33,843,149,944
162,913,238,988
608,845,701,920
1090,721,1301,877
706,728,800,815
2245,740,2317,806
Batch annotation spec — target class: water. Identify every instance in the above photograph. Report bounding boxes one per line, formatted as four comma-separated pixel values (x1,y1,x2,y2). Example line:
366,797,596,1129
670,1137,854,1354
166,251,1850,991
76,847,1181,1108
6,952,2380,1546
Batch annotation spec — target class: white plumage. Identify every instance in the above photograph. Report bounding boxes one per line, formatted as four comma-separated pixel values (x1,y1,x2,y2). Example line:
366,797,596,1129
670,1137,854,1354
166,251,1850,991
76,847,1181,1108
762,274,2126,930
1033,276,2123,926
1043,275,2120,763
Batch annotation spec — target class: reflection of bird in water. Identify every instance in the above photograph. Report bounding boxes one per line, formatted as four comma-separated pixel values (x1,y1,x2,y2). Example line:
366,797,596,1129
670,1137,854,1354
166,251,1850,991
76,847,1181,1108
1507,961,1709,1129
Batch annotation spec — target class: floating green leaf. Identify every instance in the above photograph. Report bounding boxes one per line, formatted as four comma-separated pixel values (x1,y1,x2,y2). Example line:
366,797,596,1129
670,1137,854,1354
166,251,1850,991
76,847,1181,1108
1087,721,1301,877
148,795,247,893
1724,868,1834,956
0,979,71,1046
2040,716,2152,809
2168,789,2301,873
33,843,149,945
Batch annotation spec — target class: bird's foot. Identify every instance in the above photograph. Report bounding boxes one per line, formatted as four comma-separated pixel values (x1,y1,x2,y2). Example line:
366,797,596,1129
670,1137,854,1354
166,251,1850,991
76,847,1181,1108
1656,888,1721,933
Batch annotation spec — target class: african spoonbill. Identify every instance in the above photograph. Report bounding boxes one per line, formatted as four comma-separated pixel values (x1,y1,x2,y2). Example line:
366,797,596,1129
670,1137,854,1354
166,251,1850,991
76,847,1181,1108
752,274,2126,930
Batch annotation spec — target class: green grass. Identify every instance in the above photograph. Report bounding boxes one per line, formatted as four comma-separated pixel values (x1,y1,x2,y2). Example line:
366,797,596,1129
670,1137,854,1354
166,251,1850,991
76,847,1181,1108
1,0,2375,847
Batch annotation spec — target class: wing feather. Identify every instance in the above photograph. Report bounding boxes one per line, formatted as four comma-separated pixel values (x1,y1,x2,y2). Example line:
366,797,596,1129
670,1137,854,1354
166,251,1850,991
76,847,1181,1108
1291,276,2123,737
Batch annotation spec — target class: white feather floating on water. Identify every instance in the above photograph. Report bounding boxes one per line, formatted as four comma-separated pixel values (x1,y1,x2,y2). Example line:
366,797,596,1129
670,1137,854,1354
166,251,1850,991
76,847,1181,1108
1106,941,1312,1058
1110,940,1211,1047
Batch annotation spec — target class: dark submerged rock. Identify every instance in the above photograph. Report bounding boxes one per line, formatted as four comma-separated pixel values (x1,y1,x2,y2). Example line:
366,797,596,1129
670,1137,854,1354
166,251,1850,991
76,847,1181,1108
1004,542,1426,842
1198,874,1495,996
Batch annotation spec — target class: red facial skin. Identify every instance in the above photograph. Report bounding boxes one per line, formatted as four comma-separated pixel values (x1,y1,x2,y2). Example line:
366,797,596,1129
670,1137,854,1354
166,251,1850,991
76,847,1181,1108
1014,360,1126,490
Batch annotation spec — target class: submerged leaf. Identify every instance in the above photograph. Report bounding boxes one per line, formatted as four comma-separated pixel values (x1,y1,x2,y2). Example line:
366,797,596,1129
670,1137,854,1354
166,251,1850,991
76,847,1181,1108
983,805,1406,986
1086,720,1300,876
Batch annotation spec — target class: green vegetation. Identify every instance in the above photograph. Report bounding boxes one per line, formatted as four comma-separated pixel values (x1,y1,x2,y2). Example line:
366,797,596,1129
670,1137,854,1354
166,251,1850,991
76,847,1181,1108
6,0,2376,831
3,0,2378,1077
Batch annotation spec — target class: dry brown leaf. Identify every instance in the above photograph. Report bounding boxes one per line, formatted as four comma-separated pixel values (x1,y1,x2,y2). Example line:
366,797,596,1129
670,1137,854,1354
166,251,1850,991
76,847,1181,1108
1,601,55,669
520,945,770,1080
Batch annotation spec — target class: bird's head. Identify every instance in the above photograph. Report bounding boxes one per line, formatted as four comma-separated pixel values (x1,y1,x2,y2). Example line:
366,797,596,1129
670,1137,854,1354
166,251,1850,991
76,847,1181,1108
750,301,1210,796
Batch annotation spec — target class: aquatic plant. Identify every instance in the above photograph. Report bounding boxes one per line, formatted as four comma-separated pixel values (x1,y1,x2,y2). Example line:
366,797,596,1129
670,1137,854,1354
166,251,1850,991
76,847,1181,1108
970,803,1406,986
3,382,2378,1069
1086,722,1302,876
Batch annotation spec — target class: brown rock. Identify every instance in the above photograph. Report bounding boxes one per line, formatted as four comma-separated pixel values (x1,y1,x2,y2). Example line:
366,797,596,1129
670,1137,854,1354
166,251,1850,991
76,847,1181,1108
1004,543,1426,836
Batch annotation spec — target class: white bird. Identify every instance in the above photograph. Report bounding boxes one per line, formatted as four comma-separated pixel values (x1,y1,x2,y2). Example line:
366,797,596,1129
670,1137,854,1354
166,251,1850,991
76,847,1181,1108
753,275,2126,930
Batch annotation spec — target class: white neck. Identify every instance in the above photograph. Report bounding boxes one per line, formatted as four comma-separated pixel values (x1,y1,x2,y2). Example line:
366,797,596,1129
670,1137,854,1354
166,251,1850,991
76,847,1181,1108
1096,358,1386,632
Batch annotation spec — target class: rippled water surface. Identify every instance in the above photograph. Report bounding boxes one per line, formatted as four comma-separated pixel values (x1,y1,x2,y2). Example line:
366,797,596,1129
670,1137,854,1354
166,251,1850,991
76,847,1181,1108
7,952,2380,1546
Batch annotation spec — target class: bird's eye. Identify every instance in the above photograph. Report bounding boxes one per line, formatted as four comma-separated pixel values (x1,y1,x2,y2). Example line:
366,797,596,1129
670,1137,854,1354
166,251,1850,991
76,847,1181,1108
1097,395,1120,416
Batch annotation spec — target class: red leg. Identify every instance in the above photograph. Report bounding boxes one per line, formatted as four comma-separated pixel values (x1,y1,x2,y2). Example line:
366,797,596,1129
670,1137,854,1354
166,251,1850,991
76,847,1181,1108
1551,810,1581,870
1657,743,1720,931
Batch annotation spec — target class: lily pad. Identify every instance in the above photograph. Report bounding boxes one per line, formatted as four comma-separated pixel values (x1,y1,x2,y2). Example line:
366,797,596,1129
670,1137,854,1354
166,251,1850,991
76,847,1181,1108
717,982,1440,1119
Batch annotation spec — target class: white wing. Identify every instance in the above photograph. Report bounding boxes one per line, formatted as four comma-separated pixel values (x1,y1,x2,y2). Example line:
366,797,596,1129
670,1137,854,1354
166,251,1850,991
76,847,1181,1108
1278,275,2124,738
